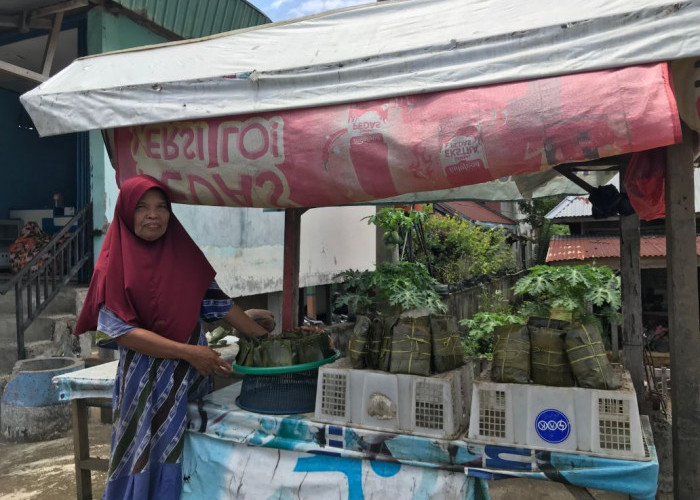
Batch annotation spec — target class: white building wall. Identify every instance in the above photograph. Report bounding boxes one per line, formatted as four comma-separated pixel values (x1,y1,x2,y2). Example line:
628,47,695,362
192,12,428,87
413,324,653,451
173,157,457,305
175,205,377,299
299,206,377,288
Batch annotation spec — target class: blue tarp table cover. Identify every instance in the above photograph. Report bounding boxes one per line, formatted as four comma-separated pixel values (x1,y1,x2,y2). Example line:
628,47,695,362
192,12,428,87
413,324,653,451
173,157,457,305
184,383,658,500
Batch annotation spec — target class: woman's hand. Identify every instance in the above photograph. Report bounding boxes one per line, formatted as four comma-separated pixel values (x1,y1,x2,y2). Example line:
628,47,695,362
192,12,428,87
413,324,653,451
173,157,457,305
244,309,276,333
116,328,233,376
224,304,273,338
183,345,233,376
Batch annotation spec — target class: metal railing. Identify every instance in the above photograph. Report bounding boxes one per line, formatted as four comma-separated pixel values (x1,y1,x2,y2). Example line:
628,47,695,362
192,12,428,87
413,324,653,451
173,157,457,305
0,203,93,360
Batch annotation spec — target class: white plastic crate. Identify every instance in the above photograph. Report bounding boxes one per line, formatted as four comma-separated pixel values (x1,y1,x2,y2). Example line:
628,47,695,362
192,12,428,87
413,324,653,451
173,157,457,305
467,368,648,460
315,357,473,439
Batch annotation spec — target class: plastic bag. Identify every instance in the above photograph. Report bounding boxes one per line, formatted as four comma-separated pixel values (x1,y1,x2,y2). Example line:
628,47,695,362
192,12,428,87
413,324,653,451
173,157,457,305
623,148,666,221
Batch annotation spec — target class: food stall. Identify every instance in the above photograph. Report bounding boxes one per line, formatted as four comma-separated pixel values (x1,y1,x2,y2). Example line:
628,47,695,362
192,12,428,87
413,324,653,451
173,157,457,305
23,0,700,498
54,359,659,500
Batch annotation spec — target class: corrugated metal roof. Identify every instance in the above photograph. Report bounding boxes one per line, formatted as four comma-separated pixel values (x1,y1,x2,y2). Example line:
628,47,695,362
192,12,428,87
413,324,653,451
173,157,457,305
439,201,516,226
547,170,700,220
112,0,270,39
545,173,619,219
545,195,593,219
546,235,700,262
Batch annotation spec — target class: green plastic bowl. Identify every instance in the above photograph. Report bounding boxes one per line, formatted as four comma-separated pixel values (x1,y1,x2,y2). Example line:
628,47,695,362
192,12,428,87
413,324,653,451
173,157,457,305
233,349,341,375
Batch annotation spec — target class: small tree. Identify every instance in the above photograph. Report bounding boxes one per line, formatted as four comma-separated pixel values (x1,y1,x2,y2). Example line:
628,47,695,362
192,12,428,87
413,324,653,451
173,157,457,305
416,214,515,285
518,197,569,264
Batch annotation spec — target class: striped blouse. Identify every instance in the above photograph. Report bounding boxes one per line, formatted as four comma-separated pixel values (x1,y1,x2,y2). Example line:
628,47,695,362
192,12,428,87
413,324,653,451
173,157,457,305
98,280,233,338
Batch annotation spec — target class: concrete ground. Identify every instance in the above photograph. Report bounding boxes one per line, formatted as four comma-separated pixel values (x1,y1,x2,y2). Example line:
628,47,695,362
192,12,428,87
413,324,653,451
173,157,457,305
0,415,635,500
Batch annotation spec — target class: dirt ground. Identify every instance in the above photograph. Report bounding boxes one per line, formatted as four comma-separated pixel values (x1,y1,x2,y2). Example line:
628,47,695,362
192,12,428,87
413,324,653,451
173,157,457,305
0,412,633,500
0,418,110,500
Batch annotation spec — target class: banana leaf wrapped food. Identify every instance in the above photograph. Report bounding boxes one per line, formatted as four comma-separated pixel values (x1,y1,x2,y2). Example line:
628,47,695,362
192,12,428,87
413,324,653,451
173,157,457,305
376,314,398,372
528,317,575,387
429,314,464,373
237,336,253,366
565,323,621,389
235,327,334,367
389,313,431,376
295,330,333,364
491,324,530,384
261,337,296,367
348,315,372,368
366,316,383,369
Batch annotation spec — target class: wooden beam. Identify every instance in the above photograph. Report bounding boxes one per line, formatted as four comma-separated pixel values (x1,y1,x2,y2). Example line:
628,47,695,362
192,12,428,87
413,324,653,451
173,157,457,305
41,12,64,76
665,123,700,499
0,15,21,28
282,209,305,331
0,59,47,84
553,165,597,194
30,0,88,19
618,188,644,400
0,15,52,30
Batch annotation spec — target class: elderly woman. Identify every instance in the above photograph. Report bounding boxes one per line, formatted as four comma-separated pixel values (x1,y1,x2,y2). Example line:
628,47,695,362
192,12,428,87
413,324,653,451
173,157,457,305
75,175,269,499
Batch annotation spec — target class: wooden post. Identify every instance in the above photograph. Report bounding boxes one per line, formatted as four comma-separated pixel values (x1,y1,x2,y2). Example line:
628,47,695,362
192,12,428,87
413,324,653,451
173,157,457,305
282,209,304,331
323,283,334,325
72,399,92,500
610,320,619,362
619,167,645,401
665,123,700,499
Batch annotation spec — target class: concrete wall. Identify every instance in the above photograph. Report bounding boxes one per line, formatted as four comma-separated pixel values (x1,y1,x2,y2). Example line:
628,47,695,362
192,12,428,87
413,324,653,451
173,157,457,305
175,204,377,298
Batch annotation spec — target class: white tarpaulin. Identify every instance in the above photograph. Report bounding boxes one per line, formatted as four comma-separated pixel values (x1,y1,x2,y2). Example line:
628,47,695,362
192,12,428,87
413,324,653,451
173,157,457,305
20,0,700,137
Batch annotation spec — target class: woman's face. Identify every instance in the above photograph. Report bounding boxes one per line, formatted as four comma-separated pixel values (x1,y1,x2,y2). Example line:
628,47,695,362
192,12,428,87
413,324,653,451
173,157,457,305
134,188,170,241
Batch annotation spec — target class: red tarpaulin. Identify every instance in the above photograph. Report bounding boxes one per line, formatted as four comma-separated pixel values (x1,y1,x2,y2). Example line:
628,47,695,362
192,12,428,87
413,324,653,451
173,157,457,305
111,63,680,209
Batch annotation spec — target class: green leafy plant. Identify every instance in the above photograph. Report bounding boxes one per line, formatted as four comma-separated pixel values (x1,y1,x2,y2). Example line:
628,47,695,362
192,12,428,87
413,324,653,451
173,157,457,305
512,264,621,326
415,214,515,284
459,312,526,358
335,261,448,315
365,207,430,249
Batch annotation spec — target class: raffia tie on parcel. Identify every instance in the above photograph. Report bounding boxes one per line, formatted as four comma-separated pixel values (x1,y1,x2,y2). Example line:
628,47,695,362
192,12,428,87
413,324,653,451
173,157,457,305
390,315,432,377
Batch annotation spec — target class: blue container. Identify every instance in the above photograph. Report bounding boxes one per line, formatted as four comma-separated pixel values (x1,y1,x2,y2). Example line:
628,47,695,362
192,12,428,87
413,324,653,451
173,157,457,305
1,357,84,441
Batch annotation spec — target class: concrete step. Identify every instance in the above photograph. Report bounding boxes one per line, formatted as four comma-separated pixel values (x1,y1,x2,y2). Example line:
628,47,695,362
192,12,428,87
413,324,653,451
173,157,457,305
0,314,92,375
0,285,88,316
24,340,62,359
0,314,57,343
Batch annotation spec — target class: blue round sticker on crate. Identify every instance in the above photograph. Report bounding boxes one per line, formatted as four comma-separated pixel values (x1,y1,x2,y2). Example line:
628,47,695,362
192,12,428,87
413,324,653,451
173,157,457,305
535,409,571,444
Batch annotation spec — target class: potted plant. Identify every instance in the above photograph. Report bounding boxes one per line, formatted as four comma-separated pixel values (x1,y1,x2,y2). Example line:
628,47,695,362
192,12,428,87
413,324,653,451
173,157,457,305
512,264,621,327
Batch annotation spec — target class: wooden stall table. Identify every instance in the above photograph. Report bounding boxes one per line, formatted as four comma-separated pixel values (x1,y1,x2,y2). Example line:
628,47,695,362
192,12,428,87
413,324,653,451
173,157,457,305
54,360,117,500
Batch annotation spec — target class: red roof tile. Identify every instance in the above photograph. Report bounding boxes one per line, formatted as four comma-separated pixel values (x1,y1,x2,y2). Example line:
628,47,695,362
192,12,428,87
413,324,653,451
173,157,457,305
546,235,700,263
441,201,515,225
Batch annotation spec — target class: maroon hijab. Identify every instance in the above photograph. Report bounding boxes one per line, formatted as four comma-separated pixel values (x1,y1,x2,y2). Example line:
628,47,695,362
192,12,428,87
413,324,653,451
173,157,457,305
75,175,216,343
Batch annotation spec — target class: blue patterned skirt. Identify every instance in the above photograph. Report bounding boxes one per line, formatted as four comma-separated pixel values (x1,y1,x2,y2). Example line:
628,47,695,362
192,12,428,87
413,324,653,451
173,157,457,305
103,328,210,500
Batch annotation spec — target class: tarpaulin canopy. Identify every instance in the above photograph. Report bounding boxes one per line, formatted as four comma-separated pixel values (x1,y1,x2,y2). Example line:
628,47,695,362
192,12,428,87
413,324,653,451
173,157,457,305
20,0,698,207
